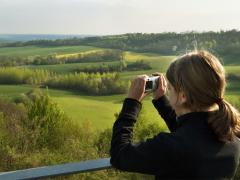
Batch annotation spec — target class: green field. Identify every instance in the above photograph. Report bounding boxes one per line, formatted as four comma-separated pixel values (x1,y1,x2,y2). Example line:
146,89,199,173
26,51,175,78
225,66,240,74
0,45,102,57
26,51,239,80
0,79,239,130
0,85,164,130
26,61,121,74
0,45,239,130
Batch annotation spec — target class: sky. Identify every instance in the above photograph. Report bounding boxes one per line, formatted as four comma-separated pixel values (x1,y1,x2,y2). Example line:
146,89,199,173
0,0,240,35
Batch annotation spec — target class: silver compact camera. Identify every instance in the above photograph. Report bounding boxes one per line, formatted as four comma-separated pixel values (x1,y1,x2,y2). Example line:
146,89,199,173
145,76,159,93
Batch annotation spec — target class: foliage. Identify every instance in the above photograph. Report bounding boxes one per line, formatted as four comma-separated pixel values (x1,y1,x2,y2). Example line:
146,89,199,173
75,61,127,74
0,67,52,85
3,30,240,65
46,72,128,95
126,60,152,71
74,60,151,74
0,68,129,95
0,49,124,66
0,89,239,179
133,106,167,142
0,90,160,179
227,73,240,81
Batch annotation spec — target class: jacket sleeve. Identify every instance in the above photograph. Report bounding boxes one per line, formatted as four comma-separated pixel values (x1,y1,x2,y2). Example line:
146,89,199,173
110,98,182,175
152,95,178,132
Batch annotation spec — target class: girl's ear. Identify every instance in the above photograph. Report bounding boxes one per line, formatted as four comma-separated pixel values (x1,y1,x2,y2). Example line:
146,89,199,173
178,91,187,105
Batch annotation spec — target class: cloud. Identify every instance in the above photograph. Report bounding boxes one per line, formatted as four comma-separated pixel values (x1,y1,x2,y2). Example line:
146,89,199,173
0,0,239,34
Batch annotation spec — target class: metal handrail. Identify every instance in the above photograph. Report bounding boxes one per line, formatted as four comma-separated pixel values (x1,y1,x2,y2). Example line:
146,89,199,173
0,158,112,180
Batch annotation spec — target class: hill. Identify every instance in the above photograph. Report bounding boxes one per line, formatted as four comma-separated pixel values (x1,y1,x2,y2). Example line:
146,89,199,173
2,30,240,65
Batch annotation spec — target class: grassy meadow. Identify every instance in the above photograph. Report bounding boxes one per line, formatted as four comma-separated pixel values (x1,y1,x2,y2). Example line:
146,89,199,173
0,85,164,130
25,51,174,75
0,45,102,57
27,61,120,74
0,45,239,130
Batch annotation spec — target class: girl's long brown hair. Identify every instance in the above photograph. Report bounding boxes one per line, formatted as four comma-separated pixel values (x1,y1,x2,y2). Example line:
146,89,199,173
166,50,240,142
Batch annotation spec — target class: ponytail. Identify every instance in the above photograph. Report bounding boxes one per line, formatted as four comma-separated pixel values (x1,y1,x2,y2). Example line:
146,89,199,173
208,100,240,142
165,50,240,142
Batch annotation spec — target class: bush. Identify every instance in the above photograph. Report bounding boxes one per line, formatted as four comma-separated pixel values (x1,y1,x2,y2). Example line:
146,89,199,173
22,89,70,150
0,90,164,179
0,67,51,85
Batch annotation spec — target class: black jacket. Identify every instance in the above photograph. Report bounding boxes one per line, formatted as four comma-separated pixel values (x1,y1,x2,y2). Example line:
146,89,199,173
110,96,240,179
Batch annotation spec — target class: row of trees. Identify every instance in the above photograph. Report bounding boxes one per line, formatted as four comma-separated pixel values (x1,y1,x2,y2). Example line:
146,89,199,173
0,68,129,95
46,72,128,95
0,67,238,95
0,50,124,67
75,60,151,74
32,49,124,65
83,31,240,64
0,68,52,85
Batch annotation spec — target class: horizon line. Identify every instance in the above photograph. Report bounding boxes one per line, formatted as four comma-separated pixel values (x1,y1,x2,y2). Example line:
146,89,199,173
0,29,240,36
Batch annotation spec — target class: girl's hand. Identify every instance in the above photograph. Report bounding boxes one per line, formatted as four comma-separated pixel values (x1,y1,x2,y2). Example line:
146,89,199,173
127,75,150,102
152,73,168,100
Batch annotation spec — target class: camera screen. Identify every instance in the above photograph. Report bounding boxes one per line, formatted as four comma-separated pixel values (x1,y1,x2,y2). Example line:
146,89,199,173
145,81,153,90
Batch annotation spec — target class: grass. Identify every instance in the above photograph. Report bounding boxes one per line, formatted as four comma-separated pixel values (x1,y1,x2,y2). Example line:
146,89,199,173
26,61,120,74
0,85,35,99
226,80,240,95
225,66,240,74
55,49,103,58
124,52,175,72
225,80,240,108
0,45,239,130
0,45,102,57
0,85,163,130
119,51,175,80
53,93,164,130
27,49,239,80
0,78,239,130
26,51,175,77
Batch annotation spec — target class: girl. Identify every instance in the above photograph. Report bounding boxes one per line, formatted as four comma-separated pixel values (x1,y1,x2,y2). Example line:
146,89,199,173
110,51,240,179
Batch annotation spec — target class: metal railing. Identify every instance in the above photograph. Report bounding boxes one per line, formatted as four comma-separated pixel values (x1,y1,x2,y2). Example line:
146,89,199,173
0,158,112,180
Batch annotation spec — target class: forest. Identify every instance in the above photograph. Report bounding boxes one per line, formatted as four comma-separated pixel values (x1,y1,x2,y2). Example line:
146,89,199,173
2,30,240,64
